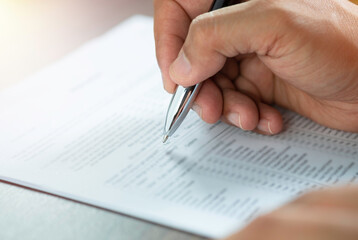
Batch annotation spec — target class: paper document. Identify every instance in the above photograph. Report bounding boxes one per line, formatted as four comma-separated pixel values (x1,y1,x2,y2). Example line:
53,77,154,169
0,16,357,238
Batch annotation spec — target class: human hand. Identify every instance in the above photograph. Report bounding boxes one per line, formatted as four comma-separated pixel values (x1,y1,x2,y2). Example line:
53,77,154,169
155,0,358,134
223,186,358,240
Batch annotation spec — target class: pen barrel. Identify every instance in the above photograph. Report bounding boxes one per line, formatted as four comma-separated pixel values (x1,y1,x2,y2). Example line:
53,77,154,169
164,83,202,137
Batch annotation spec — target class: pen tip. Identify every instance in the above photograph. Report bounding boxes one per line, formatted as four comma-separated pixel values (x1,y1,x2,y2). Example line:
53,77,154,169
162,135,169,143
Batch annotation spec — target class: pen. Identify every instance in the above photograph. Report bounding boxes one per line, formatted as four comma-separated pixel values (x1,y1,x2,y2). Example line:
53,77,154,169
162,0,234,143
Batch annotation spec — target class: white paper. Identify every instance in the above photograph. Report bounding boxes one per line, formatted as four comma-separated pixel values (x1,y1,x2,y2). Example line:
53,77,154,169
0,16,357,238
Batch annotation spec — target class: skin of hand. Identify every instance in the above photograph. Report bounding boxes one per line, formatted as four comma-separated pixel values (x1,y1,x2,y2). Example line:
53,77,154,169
223,186,358,240
154,0,358,135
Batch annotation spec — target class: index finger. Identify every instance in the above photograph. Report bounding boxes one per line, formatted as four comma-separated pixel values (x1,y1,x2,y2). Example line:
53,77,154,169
153,0,212,93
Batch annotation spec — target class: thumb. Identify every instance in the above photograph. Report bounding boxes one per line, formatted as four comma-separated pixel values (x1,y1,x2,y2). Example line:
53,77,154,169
169,0,284,86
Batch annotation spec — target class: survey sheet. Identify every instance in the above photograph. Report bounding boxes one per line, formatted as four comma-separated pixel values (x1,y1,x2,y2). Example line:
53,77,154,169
0,16,357,238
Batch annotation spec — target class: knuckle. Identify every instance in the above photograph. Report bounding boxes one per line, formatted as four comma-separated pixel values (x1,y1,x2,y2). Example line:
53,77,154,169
255,0,291,26
267,8,289,26
190,14,209,39
192,12,211,27
190,12,218,48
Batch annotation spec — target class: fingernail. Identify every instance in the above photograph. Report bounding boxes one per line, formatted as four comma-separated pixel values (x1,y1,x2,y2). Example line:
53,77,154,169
192,103,202,118
170,51,191,79
227,113,244,129
257,119,273,134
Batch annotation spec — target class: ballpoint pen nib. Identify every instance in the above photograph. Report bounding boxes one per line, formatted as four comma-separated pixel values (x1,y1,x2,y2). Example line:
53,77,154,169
162,135,169,143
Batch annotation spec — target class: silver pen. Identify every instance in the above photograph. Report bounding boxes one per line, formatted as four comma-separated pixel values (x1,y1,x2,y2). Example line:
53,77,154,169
162,0,233,143
162,83,202,143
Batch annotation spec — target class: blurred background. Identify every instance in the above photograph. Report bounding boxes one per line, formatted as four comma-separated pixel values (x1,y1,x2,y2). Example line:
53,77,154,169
1,0,357,91
0,0,152,89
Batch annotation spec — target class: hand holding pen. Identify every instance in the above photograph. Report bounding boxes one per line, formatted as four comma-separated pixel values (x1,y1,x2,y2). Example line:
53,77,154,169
156,0,358,140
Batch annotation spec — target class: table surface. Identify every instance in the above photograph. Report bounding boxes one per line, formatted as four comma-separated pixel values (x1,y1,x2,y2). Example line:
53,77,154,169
0,1,206,239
